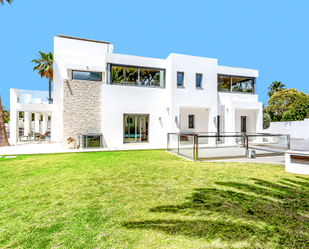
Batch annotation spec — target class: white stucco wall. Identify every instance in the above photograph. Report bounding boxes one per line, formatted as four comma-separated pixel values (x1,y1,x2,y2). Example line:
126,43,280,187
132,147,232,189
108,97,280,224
53,36,110,143
264,119,309,139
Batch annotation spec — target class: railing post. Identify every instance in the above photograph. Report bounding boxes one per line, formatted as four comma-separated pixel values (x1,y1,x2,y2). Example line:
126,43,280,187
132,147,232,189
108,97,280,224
246,135,249,156
216,132,218,147
193,135,196,161
196,135,199,160
178,134,180,155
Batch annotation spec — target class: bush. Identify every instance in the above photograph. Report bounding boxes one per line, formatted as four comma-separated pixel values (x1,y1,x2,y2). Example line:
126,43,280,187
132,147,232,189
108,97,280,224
263,113,271,129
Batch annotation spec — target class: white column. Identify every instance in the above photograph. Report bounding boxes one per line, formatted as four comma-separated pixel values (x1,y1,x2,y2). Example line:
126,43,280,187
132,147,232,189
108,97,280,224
24,111,31,136
42,114,47,134
35,113,40,133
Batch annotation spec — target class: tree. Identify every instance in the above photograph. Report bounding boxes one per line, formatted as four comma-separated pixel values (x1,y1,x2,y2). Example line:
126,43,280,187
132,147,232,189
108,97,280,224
0,0,13,5
3,106,9,123
263,113,271,129
0,96,10,146
31,51,53,103
267,81,286,98
282,96,309,121
266,88,309,121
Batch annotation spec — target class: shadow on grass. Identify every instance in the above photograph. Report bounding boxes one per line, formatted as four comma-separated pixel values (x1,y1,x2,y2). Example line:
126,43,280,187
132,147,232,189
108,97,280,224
123,177,309,247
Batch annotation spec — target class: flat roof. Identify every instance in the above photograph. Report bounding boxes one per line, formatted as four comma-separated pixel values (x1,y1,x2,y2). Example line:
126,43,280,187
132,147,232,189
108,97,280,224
57,35,110,45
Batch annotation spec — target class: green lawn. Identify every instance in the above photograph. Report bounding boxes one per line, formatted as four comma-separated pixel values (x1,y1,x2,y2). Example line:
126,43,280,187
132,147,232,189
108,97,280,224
1,150,309,248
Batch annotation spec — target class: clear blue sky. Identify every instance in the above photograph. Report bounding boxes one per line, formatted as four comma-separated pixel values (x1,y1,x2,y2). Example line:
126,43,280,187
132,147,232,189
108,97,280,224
1,0,309,110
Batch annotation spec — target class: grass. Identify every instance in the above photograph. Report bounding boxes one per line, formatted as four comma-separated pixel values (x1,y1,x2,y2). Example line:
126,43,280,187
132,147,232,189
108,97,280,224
0,150,309,248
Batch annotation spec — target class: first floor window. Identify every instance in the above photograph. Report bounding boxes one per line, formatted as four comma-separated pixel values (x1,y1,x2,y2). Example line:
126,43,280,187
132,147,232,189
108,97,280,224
188,115,194,129
72,70,102,81
217,75,255,93
109,64,165,87
177,72,184,87
124,114,149,142
196,74,202,88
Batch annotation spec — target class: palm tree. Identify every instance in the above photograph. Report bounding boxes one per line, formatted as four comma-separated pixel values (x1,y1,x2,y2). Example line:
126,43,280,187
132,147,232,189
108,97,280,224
268,81,286,98
31,51,53,103
0,0,13,5
0,96,10,146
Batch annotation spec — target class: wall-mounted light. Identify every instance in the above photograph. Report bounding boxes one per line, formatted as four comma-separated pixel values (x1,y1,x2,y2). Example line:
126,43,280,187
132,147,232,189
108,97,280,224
159,117,161,120
175,116,178,121
213,117,216,122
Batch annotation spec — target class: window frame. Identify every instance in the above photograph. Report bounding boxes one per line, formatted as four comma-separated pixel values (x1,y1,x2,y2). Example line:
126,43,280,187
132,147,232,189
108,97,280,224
188,115,195,129
108,64,165,88
123,113,150,143
72,70,103,82
217,74,256,94
177,72,184,88
196,73,203,89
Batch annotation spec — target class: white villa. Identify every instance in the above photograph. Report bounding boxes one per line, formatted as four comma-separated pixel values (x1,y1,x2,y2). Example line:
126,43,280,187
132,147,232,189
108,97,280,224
9,35,262,149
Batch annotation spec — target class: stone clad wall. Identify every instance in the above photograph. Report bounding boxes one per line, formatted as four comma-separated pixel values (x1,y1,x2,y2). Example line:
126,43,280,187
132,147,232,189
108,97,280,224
63,79,102,146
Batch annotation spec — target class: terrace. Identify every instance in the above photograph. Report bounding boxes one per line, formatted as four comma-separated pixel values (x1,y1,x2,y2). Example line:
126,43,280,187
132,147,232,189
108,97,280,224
9,89,53,144
167,132,290,161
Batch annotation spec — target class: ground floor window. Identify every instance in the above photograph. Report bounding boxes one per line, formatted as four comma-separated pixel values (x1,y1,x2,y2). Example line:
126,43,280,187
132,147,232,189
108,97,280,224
188,115,195,128
124,114,149,142
82,135,102,148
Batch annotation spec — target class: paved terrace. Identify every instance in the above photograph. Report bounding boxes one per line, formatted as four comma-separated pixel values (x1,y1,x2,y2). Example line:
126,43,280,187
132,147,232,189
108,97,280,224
0,139,308,165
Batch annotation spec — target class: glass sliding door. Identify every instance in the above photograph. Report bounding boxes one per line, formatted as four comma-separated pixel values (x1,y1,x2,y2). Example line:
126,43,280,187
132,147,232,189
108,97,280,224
124,114,149,143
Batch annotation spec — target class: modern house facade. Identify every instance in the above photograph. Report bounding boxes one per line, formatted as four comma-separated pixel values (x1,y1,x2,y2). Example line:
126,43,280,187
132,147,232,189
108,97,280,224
9,35,262,149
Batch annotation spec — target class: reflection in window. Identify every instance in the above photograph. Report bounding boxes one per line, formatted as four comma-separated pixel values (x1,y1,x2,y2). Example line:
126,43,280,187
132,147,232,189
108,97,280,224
232,77,253,93
217,75,231,91
112,66,125,84
140,68,162,87
124,114,149,142
196,74,202,88
218,75,255,94
125,67,138,85
111,65,164,87
72,71,102,81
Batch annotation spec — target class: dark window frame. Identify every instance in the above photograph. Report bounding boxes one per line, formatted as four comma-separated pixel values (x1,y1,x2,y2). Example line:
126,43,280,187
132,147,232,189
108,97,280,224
177,72,184,87
123,113,150,143
217,74,256,94
196,73,203,88
188,115,195,129
72,70,103,82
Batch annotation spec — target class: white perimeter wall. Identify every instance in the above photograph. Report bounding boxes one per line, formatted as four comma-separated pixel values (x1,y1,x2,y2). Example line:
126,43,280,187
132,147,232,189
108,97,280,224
264,119,309,139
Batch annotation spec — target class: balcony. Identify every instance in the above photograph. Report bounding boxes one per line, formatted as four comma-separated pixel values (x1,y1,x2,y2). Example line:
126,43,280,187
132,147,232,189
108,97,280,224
17,89,53,104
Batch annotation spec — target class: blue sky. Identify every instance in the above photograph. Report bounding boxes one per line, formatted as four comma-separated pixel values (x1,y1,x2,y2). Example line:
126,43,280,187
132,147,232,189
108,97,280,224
1,0,308,109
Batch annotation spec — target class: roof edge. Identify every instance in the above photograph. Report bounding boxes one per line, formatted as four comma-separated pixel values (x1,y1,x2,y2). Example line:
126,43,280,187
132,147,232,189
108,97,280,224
57,35,110,45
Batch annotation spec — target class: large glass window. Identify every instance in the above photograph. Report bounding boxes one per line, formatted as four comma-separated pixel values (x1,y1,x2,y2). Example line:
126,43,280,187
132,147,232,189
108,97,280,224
196,74,202,88
111,65,164,87
72,71,102,81
177,72,184,87
218,75,255,94
124,114,149,142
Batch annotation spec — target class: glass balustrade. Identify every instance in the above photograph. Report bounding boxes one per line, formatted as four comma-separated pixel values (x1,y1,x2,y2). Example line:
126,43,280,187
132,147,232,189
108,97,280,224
167,132,290,161
17,89,53,104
